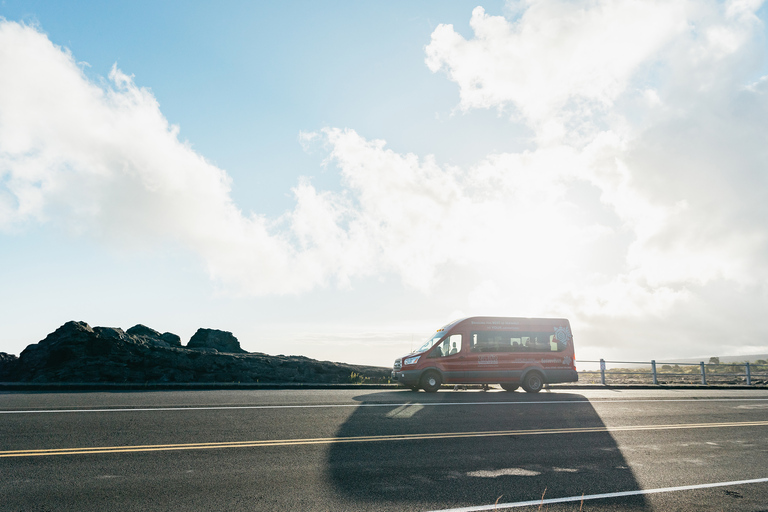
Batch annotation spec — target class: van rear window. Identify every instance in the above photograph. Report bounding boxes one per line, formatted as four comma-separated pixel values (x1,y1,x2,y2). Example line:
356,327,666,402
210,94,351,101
470,331,565,353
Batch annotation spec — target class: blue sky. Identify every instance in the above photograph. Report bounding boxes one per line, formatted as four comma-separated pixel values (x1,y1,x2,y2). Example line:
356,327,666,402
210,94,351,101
2,0,768,366
7,1,514,212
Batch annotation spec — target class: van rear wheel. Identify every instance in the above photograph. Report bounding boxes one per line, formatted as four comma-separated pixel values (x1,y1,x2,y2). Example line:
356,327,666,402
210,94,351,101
522,372,543,393
500,383,519,392
420,371,442,393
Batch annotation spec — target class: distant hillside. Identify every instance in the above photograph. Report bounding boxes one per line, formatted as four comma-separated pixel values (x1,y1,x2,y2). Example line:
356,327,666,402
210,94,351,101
0,321,390,384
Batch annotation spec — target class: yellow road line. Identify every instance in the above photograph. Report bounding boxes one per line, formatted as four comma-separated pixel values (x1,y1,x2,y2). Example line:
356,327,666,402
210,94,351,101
3,420,768,458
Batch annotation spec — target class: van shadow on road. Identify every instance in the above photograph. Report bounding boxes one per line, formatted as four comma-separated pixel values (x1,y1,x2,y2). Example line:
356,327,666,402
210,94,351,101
327,390,646,510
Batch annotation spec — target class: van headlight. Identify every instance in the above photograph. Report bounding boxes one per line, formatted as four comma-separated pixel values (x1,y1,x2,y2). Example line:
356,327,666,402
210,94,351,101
404,356,420,366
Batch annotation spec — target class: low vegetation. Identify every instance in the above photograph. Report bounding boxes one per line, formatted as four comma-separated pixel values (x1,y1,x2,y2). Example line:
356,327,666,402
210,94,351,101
579,358,768,385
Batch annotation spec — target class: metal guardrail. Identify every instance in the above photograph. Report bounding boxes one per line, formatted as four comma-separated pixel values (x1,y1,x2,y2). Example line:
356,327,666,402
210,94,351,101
577,360,768,386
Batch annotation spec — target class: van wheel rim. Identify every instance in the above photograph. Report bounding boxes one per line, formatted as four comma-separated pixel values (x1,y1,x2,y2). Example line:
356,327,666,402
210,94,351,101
428,378,437,386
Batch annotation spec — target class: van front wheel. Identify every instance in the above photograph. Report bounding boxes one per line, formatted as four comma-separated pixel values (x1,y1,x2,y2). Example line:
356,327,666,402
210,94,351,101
522,372,543,393
420,371,442,393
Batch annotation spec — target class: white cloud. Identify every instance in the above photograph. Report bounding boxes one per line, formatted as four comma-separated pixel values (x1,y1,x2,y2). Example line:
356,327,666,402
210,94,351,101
425,1,691,142
0,22,613,300
315,127,610,294
0,21,325,295
0,24,287,294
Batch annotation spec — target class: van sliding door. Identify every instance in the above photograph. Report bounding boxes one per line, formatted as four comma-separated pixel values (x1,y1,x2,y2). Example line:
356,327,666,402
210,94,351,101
463,331,526,384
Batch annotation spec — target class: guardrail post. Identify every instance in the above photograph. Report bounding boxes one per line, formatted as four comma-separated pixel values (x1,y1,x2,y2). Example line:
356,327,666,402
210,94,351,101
600,359,606,385
700,362,706,385
651,360,658,385
746,362,752,386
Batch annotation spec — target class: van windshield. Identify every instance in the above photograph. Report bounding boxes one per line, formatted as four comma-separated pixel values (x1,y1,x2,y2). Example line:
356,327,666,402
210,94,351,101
415,332,445,353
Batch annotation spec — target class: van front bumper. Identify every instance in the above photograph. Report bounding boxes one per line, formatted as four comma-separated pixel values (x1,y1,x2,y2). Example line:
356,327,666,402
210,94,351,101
391,369,421,387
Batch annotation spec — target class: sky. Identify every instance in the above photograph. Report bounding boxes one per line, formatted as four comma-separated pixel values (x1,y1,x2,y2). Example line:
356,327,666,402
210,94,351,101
1,0,768,367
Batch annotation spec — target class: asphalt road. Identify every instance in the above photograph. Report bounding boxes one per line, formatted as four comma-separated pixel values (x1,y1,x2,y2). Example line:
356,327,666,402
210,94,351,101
2,388,768,511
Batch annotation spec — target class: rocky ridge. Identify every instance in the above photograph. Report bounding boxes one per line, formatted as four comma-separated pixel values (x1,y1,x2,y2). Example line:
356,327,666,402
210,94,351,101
0,321,389,384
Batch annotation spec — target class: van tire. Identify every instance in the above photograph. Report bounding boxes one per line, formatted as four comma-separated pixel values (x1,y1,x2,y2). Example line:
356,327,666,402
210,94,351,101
421,371,442,393
522,372,543,393
500,383,519,392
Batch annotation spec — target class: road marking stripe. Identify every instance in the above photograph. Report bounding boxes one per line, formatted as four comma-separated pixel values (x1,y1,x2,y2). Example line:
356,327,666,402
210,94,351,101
426,477,768,511
2,397,768,414
3,419,768,458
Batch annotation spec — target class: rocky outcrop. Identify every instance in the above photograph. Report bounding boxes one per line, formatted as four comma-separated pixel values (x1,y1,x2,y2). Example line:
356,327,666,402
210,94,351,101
126,324,182,347
1,321,389,384
0,352,18,380
187,328,244,353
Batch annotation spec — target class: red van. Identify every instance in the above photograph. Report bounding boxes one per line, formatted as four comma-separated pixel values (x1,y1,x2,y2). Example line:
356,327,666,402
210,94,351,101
391,317,578,393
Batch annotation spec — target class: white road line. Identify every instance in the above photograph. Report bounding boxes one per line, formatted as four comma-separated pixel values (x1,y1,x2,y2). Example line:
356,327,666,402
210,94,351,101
427,477,768,511
1,397,767,414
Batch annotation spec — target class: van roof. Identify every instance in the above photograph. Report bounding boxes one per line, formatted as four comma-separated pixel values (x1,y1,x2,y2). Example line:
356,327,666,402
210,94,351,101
442,316,570,332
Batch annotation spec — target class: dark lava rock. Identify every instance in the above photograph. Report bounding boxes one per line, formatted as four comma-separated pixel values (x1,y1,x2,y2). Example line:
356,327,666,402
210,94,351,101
161,332,182,346
126,324,160,338
0,352,18,365
127,324,182,348
2,321,390,384
0,352,19,380
187,328,245,353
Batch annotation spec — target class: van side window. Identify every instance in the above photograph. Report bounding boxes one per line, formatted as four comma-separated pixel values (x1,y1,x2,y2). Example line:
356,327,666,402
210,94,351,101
447,334,462,355
471,331,564,352
429,334,463,357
